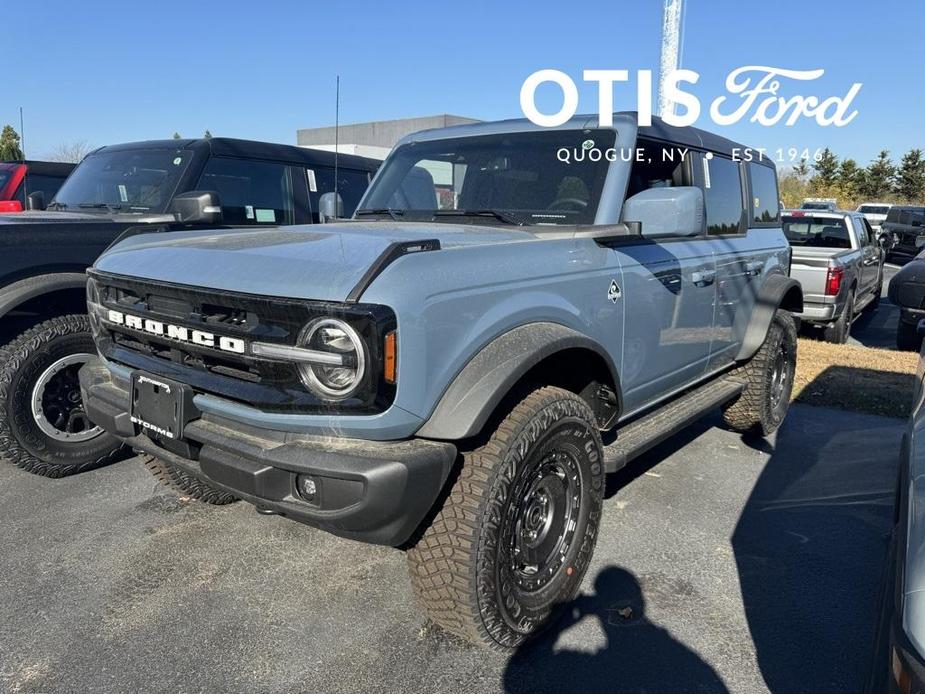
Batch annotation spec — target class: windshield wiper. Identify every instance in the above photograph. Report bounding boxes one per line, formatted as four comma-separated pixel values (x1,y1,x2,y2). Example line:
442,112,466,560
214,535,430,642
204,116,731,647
78,202,123,211
356,208,404,221
433,209,525,226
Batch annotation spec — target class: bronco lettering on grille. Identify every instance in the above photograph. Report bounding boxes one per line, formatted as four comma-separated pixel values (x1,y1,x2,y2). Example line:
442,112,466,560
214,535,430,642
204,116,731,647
105,309,246,355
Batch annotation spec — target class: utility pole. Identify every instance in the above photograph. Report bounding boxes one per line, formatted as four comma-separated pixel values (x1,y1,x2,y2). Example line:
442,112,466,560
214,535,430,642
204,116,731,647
657,0,684,119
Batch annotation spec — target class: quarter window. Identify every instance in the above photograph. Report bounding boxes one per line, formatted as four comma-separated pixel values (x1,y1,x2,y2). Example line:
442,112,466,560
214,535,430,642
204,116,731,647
703,155,744,235
197,157,294,225
747,162,780,225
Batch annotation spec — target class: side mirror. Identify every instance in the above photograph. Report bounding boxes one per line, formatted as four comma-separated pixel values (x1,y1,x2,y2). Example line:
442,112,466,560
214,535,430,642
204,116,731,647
622,186,705,238
170,191,222,225
318,192,344,223
26,191,45,211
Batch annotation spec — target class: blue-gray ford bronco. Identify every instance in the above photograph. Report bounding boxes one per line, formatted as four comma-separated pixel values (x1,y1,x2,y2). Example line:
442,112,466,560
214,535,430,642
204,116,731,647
79,114,803,648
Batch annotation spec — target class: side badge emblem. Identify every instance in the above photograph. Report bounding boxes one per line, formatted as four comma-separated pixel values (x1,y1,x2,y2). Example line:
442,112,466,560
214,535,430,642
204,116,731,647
608,280,622,303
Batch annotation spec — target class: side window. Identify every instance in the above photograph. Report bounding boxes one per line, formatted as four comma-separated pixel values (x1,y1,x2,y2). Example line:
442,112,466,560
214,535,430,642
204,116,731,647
24,173,67,202
747,162,780,225
702,155,744,235
312,167,372,217
625,139,692,199
852,217,869,246
197,157,294,225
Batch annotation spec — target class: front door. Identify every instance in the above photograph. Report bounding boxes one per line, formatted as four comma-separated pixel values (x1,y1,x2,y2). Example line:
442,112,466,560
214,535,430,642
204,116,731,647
615,239,717,413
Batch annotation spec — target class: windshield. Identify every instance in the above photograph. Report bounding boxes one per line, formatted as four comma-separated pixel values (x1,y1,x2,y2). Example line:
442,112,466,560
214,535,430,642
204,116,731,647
51,148,191,212
859,205,890,215
358,129,616,226
783,215,851,249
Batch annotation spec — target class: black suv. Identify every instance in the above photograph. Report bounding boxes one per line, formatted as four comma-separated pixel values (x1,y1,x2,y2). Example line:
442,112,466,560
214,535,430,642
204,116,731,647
883,205,925,261
0,137,379,478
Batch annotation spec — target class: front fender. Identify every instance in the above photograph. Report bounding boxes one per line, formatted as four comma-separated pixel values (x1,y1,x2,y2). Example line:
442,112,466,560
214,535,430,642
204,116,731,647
415,322,620,440
0,272,88,320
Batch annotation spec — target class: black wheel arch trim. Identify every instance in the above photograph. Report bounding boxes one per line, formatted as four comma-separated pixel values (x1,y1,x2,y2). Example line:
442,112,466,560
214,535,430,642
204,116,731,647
415,322,622,440
734,274,803,362
0,272,89,321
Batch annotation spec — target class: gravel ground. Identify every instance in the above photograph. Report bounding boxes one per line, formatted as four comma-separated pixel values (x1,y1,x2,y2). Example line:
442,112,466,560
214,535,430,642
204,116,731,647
0,403,901,694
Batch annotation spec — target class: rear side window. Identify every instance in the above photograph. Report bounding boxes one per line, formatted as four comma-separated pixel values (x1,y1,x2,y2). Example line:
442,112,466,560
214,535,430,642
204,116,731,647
702,155,744,235
313,167,371,217
782,216,851,249
747,163,780,225
23,173,67,202
197,157,294,225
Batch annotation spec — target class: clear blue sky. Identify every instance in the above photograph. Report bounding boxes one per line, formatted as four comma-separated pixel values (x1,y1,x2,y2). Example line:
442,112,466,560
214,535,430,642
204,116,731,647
7,0,923,167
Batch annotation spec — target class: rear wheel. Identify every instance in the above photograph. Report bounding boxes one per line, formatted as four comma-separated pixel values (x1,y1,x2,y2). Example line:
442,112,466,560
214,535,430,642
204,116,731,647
141,454,238,505
723,310,797,437
823,290,855,344
407,386,604,648
0,315,123,477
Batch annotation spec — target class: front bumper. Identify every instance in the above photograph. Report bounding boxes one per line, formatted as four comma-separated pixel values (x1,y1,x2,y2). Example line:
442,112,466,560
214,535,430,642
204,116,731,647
79,359,457,546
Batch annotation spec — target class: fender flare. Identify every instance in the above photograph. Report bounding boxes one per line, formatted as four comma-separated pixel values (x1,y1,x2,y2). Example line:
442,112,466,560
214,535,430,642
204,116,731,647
0,272,89,320
734,274,803,362
415,322,621,440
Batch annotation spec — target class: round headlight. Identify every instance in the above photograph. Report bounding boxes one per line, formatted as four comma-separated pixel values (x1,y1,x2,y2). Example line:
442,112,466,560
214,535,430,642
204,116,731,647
298,318,366,400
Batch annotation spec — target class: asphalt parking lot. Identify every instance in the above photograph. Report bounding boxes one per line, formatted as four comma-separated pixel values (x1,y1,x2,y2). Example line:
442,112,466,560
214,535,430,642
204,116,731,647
0,402,901,694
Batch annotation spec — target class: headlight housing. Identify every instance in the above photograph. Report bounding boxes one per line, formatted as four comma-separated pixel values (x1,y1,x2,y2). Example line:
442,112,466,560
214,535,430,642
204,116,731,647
298,318,367,400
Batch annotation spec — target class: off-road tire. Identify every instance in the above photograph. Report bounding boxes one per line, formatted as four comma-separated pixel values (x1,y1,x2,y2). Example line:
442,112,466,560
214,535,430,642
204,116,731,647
723,310,797,437
0,314,123,477
406,386,604,649
897,320,922,352
141,453,238,505
823,289,855,344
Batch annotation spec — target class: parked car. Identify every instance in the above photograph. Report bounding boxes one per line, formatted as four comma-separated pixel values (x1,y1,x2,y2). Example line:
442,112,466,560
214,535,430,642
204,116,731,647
784,209,884,343
887,255,925,350
79,113,802,648
882,206,925,262
0,137,379,478
858,202,895,250
802,198,838,211
0,160,74,212
869,324,925,691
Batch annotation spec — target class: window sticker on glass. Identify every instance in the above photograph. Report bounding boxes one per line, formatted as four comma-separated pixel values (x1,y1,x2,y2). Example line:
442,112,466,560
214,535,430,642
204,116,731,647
306,169,317,193
245,205,254,219
255,208,276,223
702,156,712,189
173,157,183,166
118,184,129,202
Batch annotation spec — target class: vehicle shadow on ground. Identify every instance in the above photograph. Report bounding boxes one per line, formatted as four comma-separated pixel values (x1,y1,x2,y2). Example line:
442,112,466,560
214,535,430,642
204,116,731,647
502,565,729,693
732,375,903,692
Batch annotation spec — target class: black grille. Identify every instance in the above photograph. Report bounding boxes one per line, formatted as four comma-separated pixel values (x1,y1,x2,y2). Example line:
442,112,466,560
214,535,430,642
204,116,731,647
88,270,397,414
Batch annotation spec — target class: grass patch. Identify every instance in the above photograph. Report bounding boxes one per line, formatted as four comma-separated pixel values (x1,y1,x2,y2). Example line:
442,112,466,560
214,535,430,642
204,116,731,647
793,338,919,419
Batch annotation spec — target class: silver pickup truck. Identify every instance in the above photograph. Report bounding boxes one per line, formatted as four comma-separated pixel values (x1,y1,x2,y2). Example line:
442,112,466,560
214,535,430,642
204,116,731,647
783,210,884,343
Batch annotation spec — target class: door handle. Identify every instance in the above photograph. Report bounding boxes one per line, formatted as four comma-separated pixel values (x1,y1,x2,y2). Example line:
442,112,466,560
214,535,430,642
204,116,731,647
692,270,716,287
745,261,764,276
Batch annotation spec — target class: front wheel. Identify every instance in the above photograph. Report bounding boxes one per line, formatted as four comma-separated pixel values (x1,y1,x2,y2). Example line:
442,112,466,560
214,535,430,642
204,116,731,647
723,310,797,437
0,315,123,477
407,386,604,648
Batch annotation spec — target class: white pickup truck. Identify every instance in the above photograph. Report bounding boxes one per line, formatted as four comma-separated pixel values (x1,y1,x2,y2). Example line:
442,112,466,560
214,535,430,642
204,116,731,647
783,209,884,343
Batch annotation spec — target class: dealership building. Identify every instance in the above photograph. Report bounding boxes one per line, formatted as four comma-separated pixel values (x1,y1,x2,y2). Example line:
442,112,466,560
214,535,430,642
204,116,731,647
296,114,479,160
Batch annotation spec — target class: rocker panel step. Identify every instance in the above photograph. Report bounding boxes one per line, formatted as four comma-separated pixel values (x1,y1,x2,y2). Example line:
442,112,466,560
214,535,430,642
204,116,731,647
603,377,744,473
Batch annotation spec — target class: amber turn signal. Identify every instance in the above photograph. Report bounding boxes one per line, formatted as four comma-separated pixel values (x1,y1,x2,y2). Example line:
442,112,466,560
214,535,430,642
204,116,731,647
384,331,397,384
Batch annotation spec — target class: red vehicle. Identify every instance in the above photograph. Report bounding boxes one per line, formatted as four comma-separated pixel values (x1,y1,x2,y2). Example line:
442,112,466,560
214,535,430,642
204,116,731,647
0,160,75,212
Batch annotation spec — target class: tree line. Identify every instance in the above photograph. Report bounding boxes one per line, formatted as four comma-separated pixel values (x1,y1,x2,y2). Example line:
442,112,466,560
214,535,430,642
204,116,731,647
780,147,925,209
0,125,214,164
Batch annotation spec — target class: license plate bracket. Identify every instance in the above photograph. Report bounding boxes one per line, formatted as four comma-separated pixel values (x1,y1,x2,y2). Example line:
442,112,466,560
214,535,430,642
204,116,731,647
130,372,197,441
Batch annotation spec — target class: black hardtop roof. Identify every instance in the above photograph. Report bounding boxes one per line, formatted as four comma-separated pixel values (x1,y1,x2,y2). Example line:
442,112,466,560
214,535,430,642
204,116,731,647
400,112,776,170
0,160,75,176
91,137,381,171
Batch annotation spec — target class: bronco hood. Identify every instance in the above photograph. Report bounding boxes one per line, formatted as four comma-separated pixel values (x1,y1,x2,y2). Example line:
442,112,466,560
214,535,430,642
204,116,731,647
94,221,534,302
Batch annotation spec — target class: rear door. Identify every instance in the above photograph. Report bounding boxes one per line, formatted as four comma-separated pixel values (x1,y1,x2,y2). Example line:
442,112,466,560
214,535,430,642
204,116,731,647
854,215,882,296
702,157,788,371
